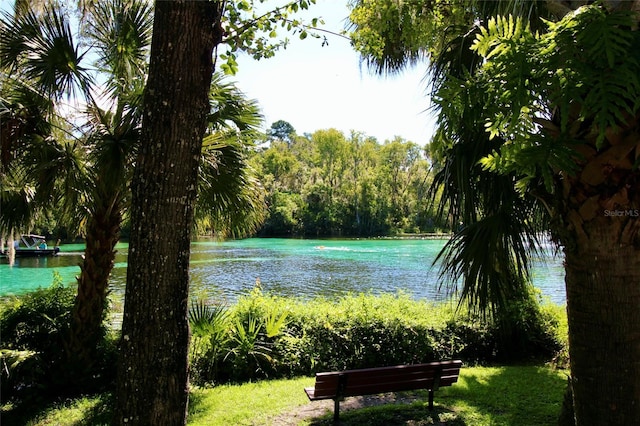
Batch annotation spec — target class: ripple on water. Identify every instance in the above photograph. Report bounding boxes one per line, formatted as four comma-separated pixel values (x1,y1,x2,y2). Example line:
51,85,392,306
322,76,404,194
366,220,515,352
1,238,566,304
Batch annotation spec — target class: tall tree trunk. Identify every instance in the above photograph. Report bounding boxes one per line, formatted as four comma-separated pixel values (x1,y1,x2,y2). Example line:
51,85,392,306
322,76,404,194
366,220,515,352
559,121,640,424
563,219,640,424
113,2,222,425
67,207,121,386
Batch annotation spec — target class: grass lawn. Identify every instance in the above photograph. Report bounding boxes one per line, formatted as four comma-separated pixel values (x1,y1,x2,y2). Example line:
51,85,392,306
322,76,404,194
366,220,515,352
1,365,568,426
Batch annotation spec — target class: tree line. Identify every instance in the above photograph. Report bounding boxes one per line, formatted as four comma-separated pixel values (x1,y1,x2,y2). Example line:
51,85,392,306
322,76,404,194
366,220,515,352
246,121,450,238
11,122,451,240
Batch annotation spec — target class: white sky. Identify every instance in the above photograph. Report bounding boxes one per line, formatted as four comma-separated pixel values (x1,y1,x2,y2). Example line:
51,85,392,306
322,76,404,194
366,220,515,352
229,0,437,145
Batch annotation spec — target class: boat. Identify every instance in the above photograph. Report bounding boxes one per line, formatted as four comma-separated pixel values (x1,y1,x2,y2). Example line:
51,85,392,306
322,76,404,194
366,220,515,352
1,234,60,258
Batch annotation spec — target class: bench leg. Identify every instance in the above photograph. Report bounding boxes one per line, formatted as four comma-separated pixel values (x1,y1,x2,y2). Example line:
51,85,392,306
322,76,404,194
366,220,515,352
333,398,340,422
428,389,434,410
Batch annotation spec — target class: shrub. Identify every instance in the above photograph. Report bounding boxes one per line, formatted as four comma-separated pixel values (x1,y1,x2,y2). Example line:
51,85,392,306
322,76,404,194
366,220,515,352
188,289,566,385
0,274,117,399
490,289,564,362
189,289,292,385
0,349,41,399
189,299,231,384
300,317,438,371
1,275,75,352
0,275,76,397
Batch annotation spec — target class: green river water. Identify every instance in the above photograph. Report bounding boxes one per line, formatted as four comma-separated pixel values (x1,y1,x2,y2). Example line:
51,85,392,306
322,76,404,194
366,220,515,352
0,237,566,304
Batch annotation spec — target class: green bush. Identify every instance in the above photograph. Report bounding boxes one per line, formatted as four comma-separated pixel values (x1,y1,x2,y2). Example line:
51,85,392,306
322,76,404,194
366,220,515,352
189,299,232,384
1,275,75,352
0,348,41,399
299,317,438,372
0,274,117,399
0,275,76,397
189,289,292,384
492,290,564,361
189,289,565,385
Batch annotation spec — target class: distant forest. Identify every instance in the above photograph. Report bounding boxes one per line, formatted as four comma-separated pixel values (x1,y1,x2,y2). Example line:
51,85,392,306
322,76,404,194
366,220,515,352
248,120,450,238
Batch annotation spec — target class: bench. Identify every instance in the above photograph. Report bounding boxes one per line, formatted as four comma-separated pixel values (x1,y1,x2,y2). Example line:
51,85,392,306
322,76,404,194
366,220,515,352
304,359,463,421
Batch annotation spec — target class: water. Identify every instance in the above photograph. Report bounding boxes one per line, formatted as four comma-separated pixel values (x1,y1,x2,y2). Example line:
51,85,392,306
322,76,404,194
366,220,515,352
0,238,566,304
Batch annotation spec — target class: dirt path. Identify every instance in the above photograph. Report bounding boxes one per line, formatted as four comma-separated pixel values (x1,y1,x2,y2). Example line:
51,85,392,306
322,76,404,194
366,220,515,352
268,393,428,425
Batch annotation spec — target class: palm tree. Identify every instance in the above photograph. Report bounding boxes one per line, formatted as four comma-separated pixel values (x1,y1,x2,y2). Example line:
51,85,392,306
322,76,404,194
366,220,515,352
1,0,266,382
1,3,88,266
348,1,640,424
1,0,150,381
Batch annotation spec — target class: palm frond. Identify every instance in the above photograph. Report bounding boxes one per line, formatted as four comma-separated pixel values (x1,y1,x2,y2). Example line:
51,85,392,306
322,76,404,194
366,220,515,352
189,299,229,339
208,73,263,133
194,74,267,238
428,50,551,317
435,205,544,317
430,122,549,317
428,23,482,93
1,5,93,100
84,0,152,101
85,104,139,191
0,167,37,234
196,140,267,238
21,133,89,232
347,0,432,75
0,75,55,172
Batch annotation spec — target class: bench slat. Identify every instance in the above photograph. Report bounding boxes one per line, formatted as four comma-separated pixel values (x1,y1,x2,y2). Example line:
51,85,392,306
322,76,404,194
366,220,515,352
321,374,459,398
343,368,460,384
314,361,461,378
305,360,462,401
341,377,437,396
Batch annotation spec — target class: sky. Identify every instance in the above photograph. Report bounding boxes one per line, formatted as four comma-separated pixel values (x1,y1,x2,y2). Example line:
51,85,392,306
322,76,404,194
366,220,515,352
229,1,437,146
0,0,436,145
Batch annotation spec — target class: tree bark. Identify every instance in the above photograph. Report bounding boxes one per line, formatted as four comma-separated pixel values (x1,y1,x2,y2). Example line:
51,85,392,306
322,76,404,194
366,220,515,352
559,120,640,424
67,208,121,386
113,2,222,425
563,217,640,425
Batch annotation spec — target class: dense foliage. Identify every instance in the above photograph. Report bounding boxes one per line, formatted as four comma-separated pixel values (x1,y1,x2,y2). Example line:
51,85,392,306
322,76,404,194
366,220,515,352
22,123,450,240
0,275,117,400
250,125,449,237
0,283,565,399
188,288,565,385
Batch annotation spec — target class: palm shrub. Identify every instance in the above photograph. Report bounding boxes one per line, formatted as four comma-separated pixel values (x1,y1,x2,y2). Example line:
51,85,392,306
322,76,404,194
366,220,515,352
222,314,275,381
188,300,231,385
188,293,290,384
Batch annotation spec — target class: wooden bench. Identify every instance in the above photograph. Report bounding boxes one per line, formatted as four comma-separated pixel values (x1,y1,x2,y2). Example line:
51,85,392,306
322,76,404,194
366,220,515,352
304,360,463,421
